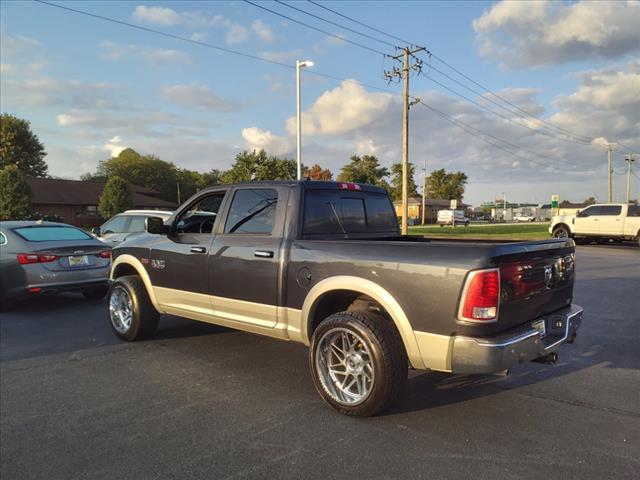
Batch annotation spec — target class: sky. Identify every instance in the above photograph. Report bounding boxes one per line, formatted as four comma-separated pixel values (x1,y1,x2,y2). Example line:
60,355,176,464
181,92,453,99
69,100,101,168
1,0,639,206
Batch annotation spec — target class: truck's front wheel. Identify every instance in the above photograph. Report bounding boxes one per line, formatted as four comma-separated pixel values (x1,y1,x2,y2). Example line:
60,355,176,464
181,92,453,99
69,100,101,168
552,225,571,238
108,275,159,341
310,310,408,417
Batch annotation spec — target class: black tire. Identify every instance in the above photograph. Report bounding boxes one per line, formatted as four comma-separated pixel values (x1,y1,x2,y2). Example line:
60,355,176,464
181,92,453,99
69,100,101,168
107,275,159,341
552,225,571,239
82,286,109,300
309,310,408,417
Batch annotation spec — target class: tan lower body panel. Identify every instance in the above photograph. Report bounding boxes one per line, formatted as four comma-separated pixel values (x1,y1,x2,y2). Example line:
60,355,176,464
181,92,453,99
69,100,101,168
414,331,453,372
154,286,302,342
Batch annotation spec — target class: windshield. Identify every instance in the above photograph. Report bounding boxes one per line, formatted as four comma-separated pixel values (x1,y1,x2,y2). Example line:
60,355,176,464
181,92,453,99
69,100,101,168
14,226,93,242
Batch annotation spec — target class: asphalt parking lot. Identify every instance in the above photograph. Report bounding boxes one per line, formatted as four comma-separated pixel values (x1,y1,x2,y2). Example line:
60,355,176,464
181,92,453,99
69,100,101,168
1,245,639,480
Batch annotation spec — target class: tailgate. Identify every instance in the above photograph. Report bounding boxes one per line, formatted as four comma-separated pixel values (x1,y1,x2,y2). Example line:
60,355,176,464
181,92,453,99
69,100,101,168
492,240,575,332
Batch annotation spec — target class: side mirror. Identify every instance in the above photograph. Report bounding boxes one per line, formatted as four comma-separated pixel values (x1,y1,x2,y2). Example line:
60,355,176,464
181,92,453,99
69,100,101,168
92,226,101,236
145,216,166,234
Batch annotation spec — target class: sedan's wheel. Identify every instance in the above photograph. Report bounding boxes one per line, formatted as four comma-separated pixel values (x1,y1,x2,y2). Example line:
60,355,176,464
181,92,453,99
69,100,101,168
310,310,408,417
108,275,159,341
552,225,570,238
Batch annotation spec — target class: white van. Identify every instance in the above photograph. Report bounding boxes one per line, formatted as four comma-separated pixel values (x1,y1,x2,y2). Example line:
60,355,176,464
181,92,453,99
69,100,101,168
437,209,469,227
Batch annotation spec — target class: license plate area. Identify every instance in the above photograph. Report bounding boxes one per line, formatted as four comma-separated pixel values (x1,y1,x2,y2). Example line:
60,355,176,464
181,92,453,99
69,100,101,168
68,255,89,267
532,319,547,338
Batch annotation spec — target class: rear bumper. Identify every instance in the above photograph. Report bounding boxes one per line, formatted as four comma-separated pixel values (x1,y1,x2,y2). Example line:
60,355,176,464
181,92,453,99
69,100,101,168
450,304,583,374
9,278,109,299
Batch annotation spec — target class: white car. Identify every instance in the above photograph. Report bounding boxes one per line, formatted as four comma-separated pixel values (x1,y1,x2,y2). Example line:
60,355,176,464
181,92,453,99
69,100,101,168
514,214,536,222
550,203,640,246
437,209,469,227
94,210,173,245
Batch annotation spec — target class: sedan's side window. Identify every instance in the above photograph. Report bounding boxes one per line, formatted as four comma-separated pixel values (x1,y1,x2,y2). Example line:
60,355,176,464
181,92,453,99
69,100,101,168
102,215,128,233
224,189,278,234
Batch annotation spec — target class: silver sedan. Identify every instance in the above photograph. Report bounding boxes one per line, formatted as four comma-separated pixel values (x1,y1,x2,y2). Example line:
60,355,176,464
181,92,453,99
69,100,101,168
0,221,111,309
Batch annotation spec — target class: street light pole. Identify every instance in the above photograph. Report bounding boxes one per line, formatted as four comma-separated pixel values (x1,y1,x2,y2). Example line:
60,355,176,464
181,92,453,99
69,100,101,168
296,60,314,181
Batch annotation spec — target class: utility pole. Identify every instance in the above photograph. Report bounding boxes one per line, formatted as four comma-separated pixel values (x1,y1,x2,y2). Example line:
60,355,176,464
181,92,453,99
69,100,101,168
421,158,427,225
385,46,426,235
626,154,636,203
177,181,181,204
607,143,613,203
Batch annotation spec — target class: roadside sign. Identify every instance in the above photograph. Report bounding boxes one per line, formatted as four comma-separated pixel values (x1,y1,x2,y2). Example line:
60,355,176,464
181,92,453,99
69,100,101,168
551,194,559,209
450,199,458,209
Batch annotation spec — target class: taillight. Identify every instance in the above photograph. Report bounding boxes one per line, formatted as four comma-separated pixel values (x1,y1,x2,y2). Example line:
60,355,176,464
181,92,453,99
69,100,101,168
459,268,500,322
338,182,362,191
17,254,58,264
99,250,111,259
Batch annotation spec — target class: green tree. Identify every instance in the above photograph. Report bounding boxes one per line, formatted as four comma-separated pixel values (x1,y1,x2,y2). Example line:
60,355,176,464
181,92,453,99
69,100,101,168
425,168,468,200
220,150,297,183
0,165,32,220
98,176,132,219
304,164,333,180
389,162,418,201
97,148,178,202
337,155,389,188
0,113,48,177
583,196,597,205
198,169,222,189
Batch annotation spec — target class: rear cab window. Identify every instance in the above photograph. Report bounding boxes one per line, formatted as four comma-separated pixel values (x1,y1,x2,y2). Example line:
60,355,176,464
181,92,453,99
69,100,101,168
101,215,129,233
303,187,398,237
13,226,92,242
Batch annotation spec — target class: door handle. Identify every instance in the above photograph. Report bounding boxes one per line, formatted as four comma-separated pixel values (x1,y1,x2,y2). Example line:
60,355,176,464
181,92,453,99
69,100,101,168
190,246,207,254
254,250,274,258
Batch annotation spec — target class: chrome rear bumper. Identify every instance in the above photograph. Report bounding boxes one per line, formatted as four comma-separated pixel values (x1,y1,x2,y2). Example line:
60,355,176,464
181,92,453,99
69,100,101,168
451,304,583,374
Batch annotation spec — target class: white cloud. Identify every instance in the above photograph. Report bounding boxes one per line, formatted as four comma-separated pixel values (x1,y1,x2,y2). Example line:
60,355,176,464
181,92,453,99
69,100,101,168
103,136,126,157
326,33,348,46
285,80,393,136
226,24,250,45
251,19,275,44
473,0,640,66
1,76,117,108
161,83,240,112
190,32,209,42
132,5,180,26
242,127,291,156
100,41,192,66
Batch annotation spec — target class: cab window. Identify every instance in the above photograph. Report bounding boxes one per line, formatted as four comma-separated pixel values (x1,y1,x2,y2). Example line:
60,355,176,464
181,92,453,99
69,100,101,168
176,191,226,234
578,206,600,217
126,216,147,233
101,215,129,233
599,205,622,216
224,189,278,234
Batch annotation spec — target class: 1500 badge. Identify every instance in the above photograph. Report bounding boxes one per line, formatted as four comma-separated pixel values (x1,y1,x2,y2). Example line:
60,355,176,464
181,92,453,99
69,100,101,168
150,259,166,270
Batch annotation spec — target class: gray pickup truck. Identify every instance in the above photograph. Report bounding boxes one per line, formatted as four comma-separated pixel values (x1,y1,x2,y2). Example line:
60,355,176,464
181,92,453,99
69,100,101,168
108,181,582,416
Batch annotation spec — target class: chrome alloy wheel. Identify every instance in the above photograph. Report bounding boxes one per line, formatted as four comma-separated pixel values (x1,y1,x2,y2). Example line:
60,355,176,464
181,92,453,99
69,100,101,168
315,327,375,406
109,286,133,334
553,228,569,238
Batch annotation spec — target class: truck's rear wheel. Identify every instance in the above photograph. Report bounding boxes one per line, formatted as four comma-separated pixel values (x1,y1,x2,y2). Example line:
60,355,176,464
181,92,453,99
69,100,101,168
310,310,408,417
108,275,159,341
552,225,570,238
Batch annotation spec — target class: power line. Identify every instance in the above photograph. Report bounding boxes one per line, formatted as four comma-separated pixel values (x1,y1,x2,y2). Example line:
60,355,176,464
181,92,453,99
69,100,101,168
33,0,399,96
307,0,412,46
34,0,603,176
275,0,397,49
307,1,631,150
417,70,600,148
414,99,592,172
242,0,387,56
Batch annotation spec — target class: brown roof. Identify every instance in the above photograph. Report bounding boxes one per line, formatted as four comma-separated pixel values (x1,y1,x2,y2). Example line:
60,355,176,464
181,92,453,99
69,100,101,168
27,178,176,208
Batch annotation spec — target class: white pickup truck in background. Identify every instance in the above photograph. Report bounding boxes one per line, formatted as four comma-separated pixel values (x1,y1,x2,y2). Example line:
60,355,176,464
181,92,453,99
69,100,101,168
550,203,640,246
